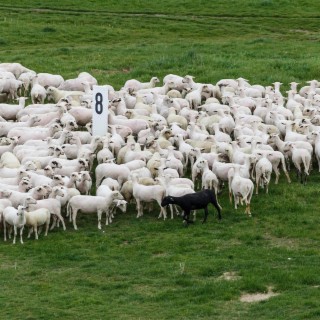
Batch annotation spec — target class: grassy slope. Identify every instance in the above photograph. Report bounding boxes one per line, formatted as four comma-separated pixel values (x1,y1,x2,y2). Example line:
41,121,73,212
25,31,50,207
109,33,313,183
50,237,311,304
0,1,320,319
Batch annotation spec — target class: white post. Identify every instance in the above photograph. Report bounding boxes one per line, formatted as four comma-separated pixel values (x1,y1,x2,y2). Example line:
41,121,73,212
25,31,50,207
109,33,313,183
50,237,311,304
92,85,108,136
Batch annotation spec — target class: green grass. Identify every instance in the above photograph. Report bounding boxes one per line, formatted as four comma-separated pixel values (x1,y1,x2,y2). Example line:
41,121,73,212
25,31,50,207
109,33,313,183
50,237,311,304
0,1,320,319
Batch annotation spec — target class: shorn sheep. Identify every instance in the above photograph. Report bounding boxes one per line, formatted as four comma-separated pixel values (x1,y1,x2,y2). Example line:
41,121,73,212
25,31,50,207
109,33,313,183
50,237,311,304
2,64,320,234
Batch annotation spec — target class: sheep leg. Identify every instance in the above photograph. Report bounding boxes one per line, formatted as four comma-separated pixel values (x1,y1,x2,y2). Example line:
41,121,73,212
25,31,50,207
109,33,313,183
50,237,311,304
97,210,102,229
3,221,6,242
105,209,110,225
304,172,308,185
229,190,233,204
136,199,142,218
45,221,49,236
157,200,167,220
174,204,181,216
50,216,57,230
255,175,260,195
34,226,39,240
13,225,17,244
72,209,79,230
28,227,33,238
234,195,238,210
273,166,280,184
193,210,196,222
245,203,251,216
8,226,13,239
202,206,209,223
183,210,193,224
56,213,67,230
20,226,24,244
284,170,291,184
169,204,174,219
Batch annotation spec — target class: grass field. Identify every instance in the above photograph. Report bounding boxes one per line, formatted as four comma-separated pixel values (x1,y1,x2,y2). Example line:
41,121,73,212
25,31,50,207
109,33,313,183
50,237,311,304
0,1,320,319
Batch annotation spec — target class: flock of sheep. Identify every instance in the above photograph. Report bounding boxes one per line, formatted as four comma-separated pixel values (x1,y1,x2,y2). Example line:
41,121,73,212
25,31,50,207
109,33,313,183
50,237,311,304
0,62,318,244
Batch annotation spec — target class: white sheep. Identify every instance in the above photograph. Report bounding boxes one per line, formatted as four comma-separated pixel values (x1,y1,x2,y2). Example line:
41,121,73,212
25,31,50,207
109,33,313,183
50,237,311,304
131,174,167,219
23,206,51,240
124,77,160,92
37,72,64,88
67,193,123,229
7,123,62,145
95,187,125,224
25,197,64,231
230,165,254,216
0,78,23,100
0,62,32,78
0,97,28,121
3,205,26,244
287,143,311,184
95,162,131,187
46,86,84,103
156,175,194,219
76,171,92,195
30,76,47,104
0,151,21,168
254,152,273,194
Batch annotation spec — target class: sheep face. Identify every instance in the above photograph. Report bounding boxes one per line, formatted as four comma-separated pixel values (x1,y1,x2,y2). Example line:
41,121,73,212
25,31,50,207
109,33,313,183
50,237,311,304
161,196,175,207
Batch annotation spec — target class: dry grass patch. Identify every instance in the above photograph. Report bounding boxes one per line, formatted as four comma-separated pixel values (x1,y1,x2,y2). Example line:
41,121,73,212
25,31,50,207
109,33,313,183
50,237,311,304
218,272,241,281
240,286,279,303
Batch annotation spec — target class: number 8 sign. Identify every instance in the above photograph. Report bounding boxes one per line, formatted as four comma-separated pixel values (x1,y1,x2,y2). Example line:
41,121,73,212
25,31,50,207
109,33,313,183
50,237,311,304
92,85,108,136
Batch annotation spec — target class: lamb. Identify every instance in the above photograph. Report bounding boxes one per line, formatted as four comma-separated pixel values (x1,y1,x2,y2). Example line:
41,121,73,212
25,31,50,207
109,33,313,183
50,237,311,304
58,75,95,91
0,189,45,208
76,171,92,195
167,107,188,130
124,77,160,92
161,189,221,224
46,86,84,103
120,177,158,203
22,206,51,240
26,197,66,231
0,151,21,168
68,106,92,126
7,123,62,145
37,73,64,88
95,162,131,187
67,193,124,229
0,62,33,78
254,152,273,194
0,198,12,221
156,175,195,219
95,187,125,224
100,177,120,191
0,136,20,156
0,116,39,137
174,134,195,168
108,112,149,136
131,174,167,219
3,205,26,244
16,103,60,121
230,165,254,216
286,143,311,184
0,78,23,100
196,159,220,197
309,131,320,171
30,76,47,104
0,97,28,121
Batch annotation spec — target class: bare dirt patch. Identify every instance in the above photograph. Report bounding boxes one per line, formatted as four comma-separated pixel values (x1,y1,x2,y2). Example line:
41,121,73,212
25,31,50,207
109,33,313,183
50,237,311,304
240,286,279,303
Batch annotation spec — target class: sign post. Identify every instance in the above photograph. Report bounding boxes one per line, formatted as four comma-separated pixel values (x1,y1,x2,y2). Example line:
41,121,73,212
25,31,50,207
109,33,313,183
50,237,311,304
92,85,108,136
